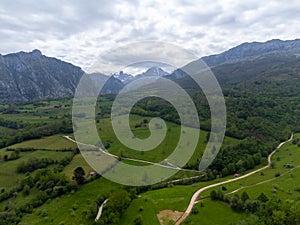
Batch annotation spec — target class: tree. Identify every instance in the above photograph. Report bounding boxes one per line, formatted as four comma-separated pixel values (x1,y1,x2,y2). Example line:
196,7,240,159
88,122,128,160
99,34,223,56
244,199,261,213
222,167,229,177
134,215,142,225
289,201,300,224
272,210,285,225
257,192,269,203
22,184,30,196
253,153,262,165
244,156,255,170
235,215,260,225
216,190,224,201
241,191,250,203
73,167,85,185
9,150,20,160
228,163,236,174
230,194,243,211
109,189,131,212
191,206,199,214
99,189,132,225
210,190,218,200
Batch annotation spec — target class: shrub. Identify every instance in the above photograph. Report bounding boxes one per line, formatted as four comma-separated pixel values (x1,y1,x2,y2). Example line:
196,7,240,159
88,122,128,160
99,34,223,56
191,206,199,214
134,215,142,225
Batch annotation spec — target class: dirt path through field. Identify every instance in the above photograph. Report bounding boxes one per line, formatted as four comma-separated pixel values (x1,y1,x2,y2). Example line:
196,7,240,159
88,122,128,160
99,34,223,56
175,134,293,225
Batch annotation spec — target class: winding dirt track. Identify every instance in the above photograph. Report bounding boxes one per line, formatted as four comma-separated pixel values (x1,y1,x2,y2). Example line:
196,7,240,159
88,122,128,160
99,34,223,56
175,134,293,225
63,136,202,173
95,199,108,221
64,134,293,224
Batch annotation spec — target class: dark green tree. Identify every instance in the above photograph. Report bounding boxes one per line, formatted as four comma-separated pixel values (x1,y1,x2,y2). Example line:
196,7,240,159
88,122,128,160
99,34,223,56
257,192,269,203
73,167,86,185
210,190,218,200
241,191,250,203
134,215,142,225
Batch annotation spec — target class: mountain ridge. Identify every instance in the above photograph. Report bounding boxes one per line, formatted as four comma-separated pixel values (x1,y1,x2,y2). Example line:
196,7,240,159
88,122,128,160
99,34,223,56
0,50,123,102
1,38,300,102
201,39,300,67
0,50,84,102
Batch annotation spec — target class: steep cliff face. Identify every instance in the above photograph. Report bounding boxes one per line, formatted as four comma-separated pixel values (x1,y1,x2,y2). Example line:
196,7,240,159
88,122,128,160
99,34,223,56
0,50,125,102
0,49,84,102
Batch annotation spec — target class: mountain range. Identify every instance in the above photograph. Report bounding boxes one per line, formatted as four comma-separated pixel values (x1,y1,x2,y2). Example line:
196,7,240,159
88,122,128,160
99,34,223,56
202,39,300,67
1,39,300,102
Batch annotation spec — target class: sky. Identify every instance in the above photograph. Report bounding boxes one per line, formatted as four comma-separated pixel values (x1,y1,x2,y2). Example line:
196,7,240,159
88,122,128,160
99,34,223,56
1,0,300,72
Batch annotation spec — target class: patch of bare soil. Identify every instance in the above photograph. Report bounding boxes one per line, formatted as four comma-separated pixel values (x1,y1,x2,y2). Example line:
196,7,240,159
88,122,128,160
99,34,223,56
157,210,183,225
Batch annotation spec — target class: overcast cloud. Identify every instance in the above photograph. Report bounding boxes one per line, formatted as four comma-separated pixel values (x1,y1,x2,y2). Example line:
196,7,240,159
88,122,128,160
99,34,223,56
0,0,300,71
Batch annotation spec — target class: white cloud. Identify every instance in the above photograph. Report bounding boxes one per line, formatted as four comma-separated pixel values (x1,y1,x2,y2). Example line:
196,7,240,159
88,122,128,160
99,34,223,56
0,0,299,71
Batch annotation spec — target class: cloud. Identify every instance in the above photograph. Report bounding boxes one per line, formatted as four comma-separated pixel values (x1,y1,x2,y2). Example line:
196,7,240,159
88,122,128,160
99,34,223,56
88,41,198,74
0,0,300,71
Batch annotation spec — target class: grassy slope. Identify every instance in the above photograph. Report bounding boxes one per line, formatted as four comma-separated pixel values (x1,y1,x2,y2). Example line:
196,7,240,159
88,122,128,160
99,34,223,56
97,115,239,167
223,133,300,200
200,134,300,199
0,150,72,188
120,184,212,225
183,133,300,225
185,199,244,225
121,134,300,225
3,135,77,150
0,135,76,188
0,105,251,225
63,154,93,180
6,128,295,225
20,178,120,225
13,114,238,225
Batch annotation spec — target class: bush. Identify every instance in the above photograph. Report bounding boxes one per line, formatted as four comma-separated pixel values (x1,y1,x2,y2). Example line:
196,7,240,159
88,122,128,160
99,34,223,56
210,190,218,200
191,206,199,214
257,192,269,203
294,186,300,192
134,215,142,225
17,157,55,173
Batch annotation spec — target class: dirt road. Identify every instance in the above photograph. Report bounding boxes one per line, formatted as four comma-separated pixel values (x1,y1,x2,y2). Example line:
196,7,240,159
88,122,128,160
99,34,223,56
175,134,293,225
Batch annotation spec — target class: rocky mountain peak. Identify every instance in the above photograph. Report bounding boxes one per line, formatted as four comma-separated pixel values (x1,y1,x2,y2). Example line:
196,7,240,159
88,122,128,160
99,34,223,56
30,49,42,57
139,67,169,77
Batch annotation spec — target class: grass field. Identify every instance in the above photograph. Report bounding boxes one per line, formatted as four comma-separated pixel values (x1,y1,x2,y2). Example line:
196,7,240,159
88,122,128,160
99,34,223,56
2,104,296,225
119,133,300,225
200,134,300,199
20,177,120,225
0,150,73,187
3,135,77,150
222,134,300,200
63,154,93,180
0,114,54,123
0,135,76,188
0,125,14,133
0,99,72,126
0,112,239,225
182,133,300,225
119,185,205,225
95,114,239,167
20,114,239,224
183,199,244,225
